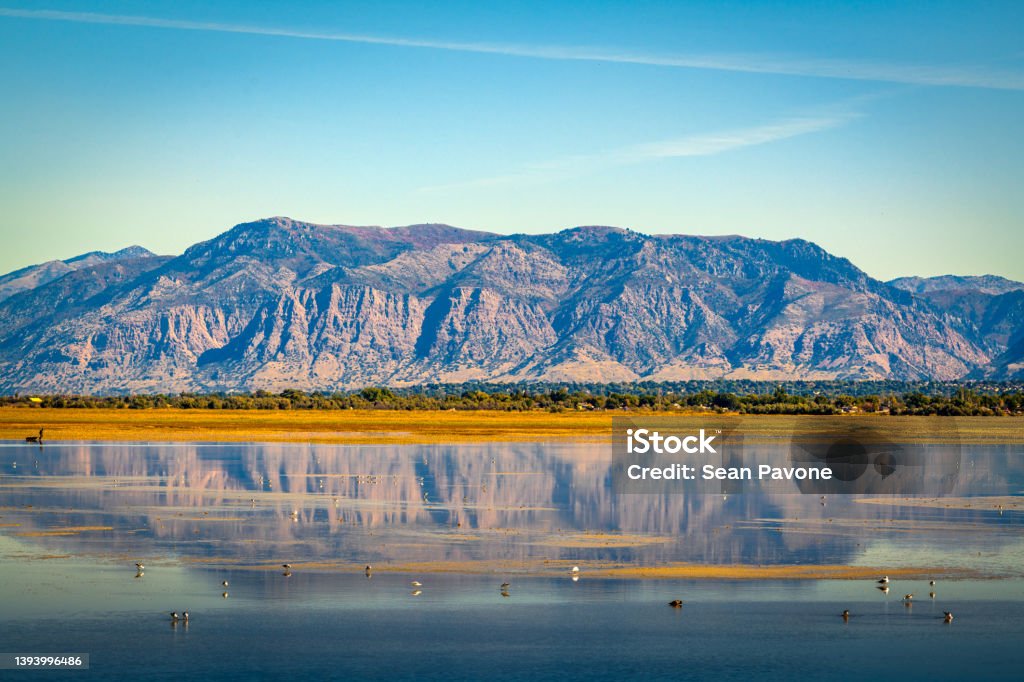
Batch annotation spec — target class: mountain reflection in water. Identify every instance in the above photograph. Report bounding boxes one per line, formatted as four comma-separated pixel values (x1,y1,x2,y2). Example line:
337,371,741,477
0,442,1022,572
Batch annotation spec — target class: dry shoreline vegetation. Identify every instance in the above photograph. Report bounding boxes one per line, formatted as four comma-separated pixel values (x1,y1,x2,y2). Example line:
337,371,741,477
0,408,1023,444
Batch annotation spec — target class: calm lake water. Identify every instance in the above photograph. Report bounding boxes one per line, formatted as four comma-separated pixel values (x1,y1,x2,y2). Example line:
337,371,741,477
1,440,1022,680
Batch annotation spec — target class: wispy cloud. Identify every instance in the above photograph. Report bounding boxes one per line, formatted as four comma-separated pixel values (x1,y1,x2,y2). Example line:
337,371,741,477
420,113,858,193
3,7,1024,91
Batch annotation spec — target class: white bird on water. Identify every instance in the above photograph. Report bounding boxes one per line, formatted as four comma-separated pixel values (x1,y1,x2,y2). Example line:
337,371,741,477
877,576,889,584
571,566,580,574
411,580,422,587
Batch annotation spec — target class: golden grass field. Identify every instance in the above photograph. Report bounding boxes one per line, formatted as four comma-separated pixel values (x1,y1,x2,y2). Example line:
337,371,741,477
0,407,1022,444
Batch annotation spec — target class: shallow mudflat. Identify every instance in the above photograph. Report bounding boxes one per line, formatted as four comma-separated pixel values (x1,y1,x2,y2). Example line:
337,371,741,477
156,558,963,581
856,495,1022,511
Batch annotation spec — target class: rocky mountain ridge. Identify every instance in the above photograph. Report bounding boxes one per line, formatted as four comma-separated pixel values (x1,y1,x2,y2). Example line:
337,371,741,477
0,217,1020,392
0,245,155,303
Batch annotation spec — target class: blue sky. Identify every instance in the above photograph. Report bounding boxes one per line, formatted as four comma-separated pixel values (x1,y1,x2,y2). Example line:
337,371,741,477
1,1,1022,281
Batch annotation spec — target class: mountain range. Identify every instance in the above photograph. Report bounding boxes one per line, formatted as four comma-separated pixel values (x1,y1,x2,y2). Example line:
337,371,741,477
1,217,1021,393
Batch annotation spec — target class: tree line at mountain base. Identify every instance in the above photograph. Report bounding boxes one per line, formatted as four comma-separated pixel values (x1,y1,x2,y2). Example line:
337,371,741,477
3,381,1023,416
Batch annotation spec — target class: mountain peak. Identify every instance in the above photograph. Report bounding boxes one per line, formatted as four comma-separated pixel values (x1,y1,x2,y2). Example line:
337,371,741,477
889,274,1024,297
0,245,158,303
560,225,637,239
230,216,495,241
177,217,497,276
64,245,155,265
